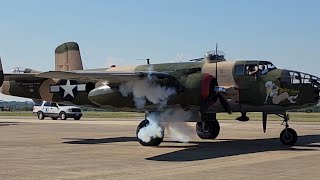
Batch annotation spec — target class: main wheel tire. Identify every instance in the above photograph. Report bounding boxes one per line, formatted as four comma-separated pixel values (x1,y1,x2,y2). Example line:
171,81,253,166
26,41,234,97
136,120,164,146
37,111,45,120
59,112,67,120
280,128,298,145
74,117,81,120
196,120,220,139
51,117,58,120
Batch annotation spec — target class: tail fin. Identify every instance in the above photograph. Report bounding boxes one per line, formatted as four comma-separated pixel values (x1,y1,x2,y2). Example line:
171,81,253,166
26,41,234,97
55,42,83,71
0,57,3,87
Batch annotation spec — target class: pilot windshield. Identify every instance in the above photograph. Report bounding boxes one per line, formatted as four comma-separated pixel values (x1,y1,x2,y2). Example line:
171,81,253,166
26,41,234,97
258,62,276,75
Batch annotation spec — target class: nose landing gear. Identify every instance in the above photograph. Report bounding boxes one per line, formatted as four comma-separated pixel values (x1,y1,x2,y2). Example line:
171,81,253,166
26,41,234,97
277,114,298,145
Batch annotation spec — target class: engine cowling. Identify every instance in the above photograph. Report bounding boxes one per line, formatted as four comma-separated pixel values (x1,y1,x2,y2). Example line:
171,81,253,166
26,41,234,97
168,73,218,108
88,85,135,108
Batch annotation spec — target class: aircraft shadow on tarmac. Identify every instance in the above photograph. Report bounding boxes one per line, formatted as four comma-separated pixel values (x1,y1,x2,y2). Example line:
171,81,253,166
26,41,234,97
0,122,19,127
147,134,320,162
63,137,137,144
63,134,320,162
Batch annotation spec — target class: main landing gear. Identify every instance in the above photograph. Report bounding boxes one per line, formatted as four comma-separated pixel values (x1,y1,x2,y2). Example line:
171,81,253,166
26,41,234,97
136,119,164,146
196,113,220,139
135,112,221,146
277,114,298,145
135,111,297,146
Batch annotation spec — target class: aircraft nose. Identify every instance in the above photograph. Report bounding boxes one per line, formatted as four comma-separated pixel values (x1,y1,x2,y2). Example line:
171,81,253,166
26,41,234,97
281,69,320,104
307,74,320,103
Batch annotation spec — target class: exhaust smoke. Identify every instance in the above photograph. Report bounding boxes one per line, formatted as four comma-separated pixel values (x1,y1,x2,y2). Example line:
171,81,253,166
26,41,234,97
120,67,196,144
137,109,198,143
137,115,163,143
119,79,176,109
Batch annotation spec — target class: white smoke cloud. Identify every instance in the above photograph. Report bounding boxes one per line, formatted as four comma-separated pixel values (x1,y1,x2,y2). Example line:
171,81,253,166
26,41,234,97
119,79,176,109
137,116,163,143
160,109,196,143
137,109,198,143
118,65,196,144
147,65,153,80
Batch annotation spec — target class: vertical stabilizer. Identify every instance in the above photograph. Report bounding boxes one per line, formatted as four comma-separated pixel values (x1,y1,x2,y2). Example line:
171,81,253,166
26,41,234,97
55,42,83,71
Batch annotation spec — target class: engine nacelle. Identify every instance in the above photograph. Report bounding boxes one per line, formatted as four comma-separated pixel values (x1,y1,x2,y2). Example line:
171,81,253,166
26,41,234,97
168,73,217,107
88,85,135,108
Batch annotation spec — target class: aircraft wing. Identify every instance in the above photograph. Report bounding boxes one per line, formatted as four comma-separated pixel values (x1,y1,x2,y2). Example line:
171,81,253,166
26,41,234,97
36,71,175,84
4,73,45,81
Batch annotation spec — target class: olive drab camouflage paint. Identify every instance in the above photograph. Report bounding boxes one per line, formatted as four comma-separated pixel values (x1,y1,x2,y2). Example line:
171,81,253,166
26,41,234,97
2,42,320,146
1,42,319,114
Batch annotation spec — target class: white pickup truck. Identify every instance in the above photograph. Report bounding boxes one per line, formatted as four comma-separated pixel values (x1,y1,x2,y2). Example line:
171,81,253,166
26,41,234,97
33,101,82,120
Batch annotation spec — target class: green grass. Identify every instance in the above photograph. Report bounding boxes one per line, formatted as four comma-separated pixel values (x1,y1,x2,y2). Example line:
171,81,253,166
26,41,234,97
0,111,145,118
0,111,319,122
0,111,35,116
83,111,144,118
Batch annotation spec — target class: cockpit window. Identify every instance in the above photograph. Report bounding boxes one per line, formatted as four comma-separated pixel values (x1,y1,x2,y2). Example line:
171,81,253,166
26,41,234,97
236,61,277,77
245,64,259,76
235,65,245,76
289,72,301,84
258,61,276,75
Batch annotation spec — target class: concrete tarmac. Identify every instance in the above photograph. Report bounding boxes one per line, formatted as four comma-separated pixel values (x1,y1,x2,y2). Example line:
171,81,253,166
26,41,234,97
1,116,320,180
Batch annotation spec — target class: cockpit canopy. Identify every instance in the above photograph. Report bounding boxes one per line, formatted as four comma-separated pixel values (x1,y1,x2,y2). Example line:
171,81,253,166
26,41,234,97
234,61,277,76
282,70,320,88
204,51,226,63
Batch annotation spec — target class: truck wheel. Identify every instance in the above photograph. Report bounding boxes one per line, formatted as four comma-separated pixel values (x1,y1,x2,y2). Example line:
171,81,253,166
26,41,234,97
37,111,45,120
59,112,67,120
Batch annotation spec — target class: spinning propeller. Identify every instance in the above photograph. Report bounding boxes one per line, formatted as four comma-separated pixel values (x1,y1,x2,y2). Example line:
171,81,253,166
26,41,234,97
200,44,232,115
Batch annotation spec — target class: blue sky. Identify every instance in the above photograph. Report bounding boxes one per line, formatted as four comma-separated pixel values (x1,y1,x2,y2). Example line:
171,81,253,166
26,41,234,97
0,0,319,100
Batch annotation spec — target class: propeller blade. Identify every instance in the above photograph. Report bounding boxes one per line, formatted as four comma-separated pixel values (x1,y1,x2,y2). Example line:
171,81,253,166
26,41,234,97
218,94,232,114
200,93,215,115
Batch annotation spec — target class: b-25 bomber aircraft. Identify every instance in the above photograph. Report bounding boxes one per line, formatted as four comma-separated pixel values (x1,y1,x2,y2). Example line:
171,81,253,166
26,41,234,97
1,42,319,146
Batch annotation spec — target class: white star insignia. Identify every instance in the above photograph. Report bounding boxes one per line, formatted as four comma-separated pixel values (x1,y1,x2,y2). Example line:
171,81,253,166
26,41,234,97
60,80,77,98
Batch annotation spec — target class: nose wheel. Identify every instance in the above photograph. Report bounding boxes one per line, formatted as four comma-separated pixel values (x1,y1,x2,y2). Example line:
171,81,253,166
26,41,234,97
196,120,220,139
278,114,298,145
196,113,220,139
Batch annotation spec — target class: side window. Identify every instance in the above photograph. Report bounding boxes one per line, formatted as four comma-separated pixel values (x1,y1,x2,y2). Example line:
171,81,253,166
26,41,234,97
235,65,245,76
51,103,58,107
302,74,311,84
289,72,301,84
281,71,291,84
258,65,268,75
43,102,51,107
245,65,258,76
